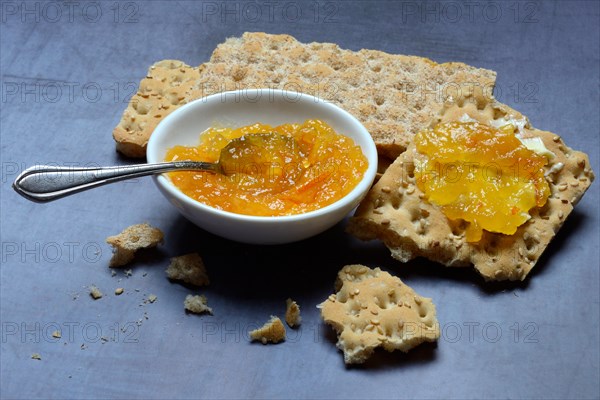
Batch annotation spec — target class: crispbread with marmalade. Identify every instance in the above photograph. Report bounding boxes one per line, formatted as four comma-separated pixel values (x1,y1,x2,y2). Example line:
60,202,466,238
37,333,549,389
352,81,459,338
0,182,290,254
348,98,594,281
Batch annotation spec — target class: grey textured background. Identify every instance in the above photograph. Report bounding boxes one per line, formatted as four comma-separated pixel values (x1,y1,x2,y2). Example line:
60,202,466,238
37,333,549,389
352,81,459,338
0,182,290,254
1,1,599,399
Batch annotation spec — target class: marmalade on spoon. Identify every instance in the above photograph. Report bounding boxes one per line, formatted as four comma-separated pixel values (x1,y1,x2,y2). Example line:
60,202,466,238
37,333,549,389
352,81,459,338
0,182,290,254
414,121,551,242
165,119,368,216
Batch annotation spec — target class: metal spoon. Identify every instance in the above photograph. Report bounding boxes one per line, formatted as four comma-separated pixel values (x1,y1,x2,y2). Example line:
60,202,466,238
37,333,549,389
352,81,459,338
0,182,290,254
13,133,299,203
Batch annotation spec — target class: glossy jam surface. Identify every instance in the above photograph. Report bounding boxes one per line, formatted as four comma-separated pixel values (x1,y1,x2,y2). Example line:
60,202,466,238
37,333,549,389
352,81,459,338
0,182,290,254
414,121,550,242
165,119,368,216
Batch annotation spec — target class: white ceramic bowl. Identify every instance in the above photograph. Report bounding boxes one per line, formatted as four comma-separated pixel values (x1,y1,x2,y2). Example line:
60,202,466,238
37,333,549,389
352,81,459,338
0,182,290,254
147,89,378,244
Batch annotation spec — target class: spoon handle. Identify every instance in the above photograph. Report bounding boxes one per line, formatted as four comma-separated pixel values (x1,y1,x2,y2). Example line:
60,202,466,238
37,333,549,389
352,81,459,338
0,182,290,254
12,161,217,203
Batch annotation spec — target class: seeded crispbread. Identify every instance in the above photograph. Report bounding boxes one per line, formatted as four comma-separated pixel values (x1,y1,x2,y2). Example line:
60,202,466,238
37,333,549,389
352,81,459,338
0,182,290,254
319,264,439,364
113,32,496,159
113,60,201,157
347,98,595,281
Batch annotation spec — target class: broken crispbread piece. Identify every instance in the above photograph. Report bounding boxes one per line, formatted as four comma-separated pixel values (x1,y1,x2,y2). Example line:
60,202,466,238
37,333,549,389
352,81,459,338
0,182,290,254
184,294,213,315
106,223,163,267
285,298,301,328
113,32,496,159
319,265,439,364
348,99,595,281
113,60,201,157
166,253,210,286
249,316,286,344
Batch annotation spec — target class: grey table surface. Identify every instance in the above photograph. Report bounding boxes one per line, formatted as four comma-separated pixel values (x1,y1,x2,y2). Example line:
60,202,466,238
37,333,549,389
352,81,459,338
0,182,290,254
1,1,599,399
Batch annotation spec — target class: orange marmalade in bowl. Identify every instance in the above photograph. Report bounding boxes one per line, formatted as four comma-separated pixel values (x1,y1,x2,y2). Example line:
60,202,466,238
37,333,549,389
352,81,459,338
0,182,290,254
164,119,369,216
414,121,551,242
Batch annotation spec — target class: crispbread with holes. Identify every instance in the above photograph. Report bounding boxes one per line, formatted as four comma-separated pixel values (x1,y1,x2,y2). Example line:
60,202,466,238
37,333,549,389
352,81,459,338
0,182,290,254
348,99,595,281
113,32,496,158
319,264,439,364
113,60,201,157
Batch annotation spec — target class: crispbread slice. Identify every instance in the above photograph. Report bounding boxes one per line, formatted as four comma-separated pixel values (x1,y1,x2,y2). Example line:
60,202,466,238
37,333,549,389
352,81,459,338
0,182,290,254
319,265,439,364
113,32,496,158
348,99,595,281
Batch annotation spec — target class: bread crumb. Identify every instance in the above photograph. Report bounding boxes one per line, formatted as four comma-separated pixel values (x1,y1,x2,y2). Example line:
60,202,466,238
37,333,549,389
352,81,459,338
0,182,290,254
115,288,124,296
184,294,213,315
166,253,209,286
285,298,301,328
31,353,42,360
147,294,157,303
106,223,163,267
249,316,286,344
89,285,103,300
52,330,61,339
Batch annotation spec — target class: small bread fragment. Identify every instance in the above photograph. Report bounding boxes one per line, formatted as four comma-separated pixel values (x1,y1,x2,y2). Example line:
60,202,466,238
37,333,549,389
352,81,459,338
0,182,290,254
113,32,496,159
106,223,163,267
348,98,595,281
285,298,301,328
166,253,210,286
319,265,439,364
249,316,286,344
89,285,103,300
31,353,42,360
184,294,213,315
